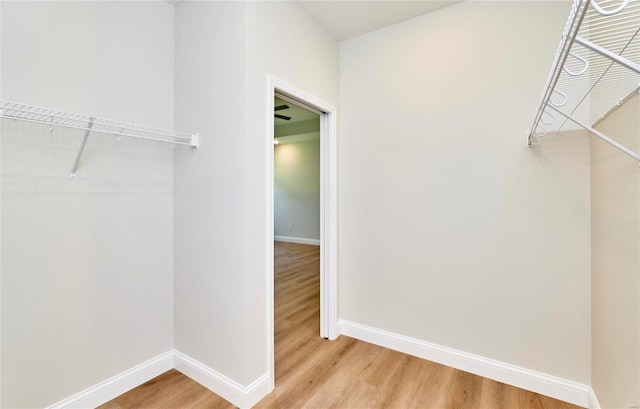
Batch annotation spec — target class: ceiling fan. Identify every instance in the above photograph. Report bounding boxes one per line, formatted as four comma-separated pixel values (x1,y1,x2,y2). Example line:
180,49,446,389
275,104,291,121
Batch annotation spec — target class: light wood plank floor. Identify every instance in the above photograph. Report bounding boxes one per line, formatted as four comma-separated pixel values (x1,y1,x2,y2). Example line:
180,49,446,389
100,241,583,409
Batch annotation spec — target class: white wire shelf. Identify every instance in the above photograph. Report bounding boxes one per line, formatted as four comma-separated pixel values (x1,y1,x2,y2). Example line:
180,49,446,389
0,100,199,178
528,0,640,161
0,100,198,146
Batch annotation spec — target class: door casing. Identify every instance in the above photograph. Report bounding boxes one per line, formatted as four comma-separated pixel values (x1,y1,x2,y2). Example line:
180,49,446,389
265,75,338,391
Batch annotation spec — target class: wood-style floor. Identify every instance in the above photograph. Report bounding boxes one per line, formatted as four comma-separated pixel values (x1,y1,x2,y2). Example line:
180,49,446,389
100,241,583,409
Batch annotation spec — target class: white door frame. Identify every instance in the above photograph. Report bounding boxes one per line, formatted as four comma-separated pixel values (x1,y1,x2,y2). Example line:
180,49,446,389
266,75,338,390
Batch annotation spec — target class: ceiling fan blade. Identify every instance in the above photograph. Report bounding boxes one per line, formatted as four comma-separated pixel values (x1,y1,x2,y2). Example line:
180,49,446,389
275,114,291,121
275,104,290,112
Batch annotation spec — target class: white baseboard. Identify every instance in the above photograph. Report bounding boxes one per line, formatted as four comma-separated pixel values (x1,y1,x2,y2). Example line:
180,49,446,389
274,235,320,246
339,320,589,408
173,350,270,409
41,332,590,409
589,387,602,409
44,350,270,409
45,351,173,409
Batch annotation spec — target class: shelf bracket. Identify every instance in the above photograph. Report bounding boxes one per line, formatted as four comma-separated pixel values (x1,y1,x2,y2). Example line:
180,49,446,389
547,104,640,161
191,133,200,149
70,118,94,179
575,36,640,74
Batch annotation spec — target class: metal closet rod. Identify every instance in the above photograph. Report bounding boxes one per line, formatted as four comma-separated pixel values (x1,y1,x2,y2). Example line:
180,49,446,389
528,0,640,162
0,100,199,178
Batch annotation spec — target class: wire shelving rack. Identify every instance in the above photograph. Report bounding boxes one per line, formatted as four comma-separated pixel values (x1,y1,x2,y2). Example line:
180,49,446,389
0,100,199,178
529,0,640,161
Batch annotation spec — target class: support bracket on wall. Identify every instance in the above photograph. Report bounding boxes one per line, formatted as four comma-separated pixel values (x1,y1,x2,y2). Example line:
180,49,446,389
70,118,94,179
0,100,200,178
547,104,640,161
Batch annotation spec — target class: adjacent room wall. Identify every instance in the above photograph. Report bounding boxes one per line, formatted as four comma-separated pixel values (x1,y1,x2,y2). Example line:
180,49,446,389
274,138,321,243
1,2,175,407
591,95,640,409
339,0,591,386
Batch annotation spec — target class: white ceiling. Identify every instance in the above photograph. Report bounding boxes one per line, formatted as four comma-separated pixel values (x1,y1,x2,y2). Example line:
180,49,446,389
167,1,459,41
296,1,460,41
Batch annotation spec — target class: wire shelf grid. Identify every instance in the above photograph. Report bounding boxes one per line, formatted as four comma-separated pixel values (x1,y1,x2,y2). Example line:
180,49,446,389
0,100,197,147
529,0,640,161
0,100,199,178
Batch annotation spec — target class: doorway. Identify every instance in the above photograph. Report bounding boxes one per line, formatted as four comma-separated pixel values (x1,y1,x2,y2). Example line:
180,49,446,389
266,76,337,391
273,96,321,245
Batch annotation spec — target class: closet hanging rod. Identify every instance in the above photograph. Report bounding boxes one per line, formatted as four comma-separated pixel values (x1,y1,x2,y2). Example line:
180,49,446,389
0,100,199,147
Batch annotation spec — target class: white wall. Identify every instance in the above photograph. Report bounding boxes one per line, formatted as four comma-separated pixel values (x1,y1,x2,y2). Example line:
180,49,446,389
339,1,591,385
1,2,175,407
244,0,339,382
0,1,599,406
0,5,4,406
173,1,250,385
591,95,640,409
174,0,339,388
274,138,321,242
